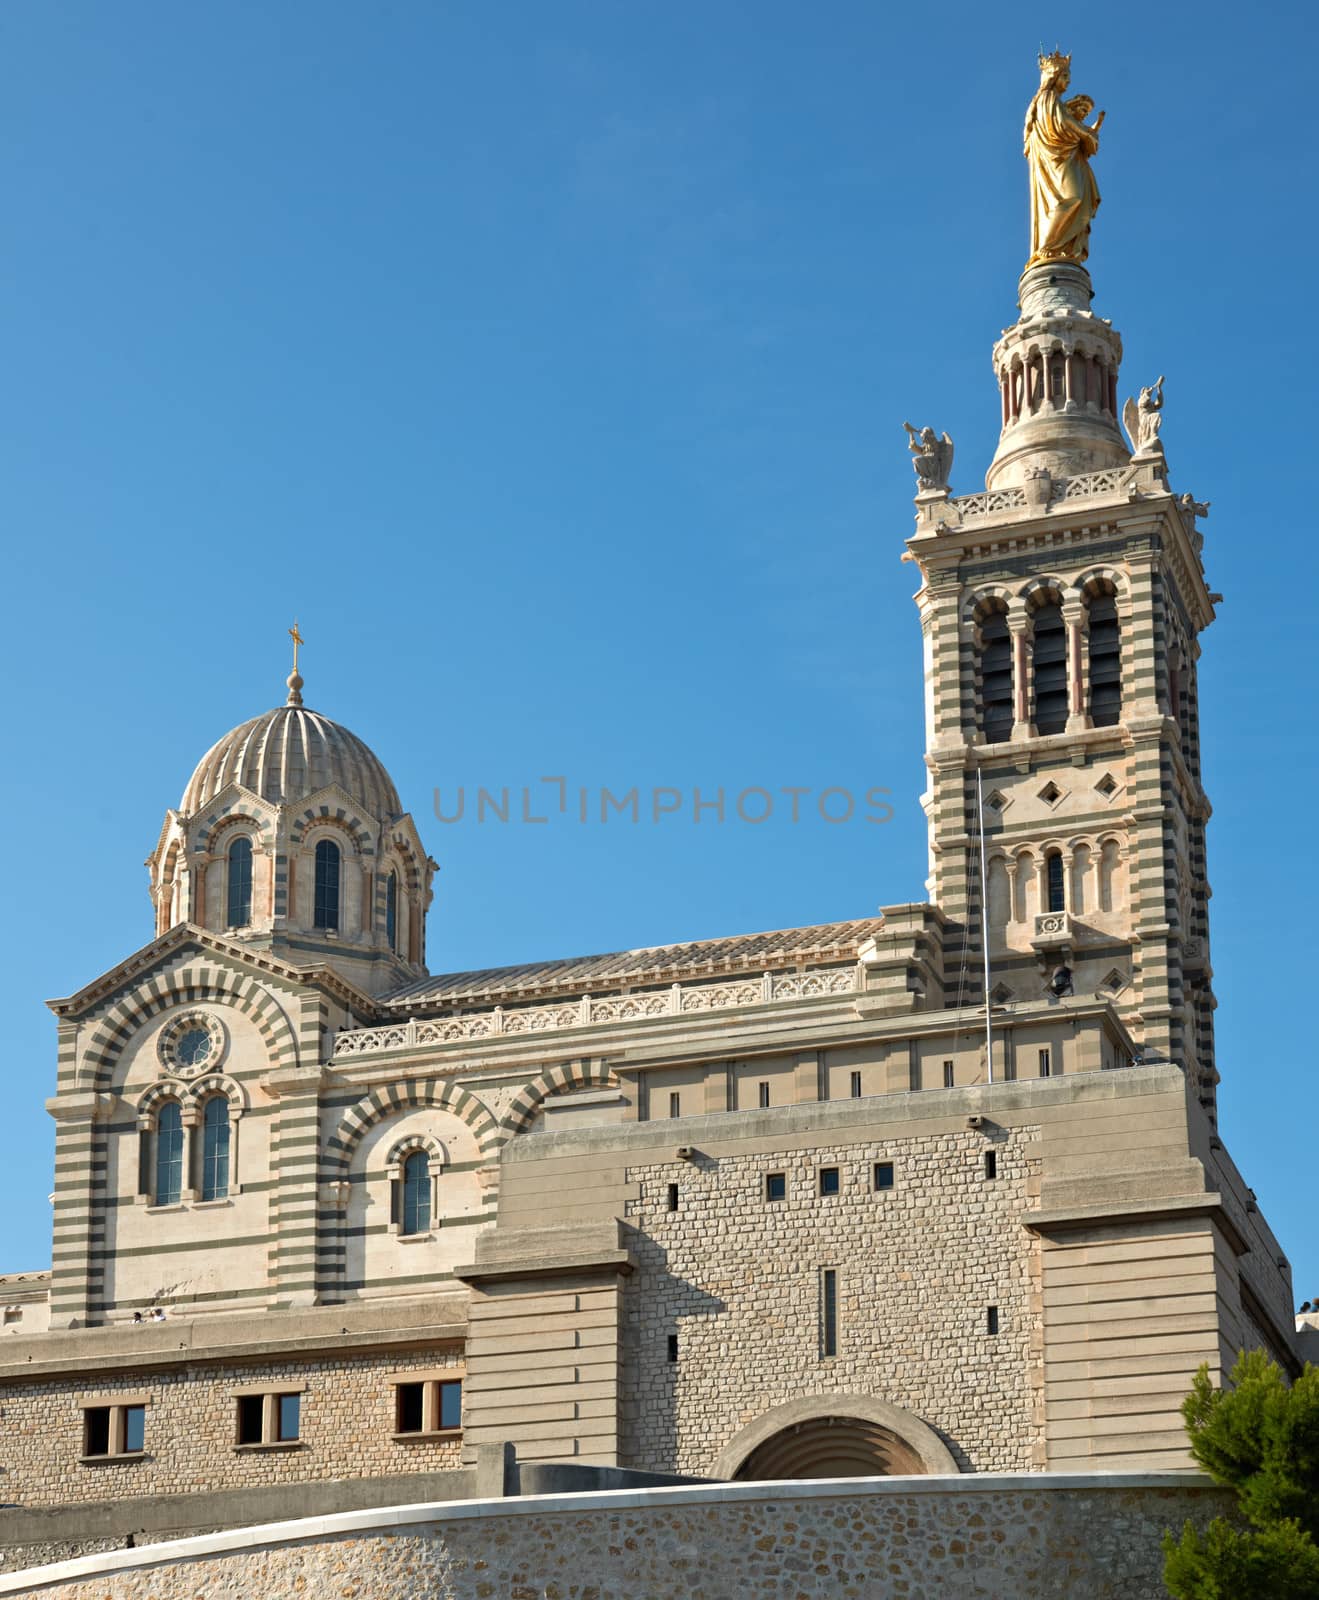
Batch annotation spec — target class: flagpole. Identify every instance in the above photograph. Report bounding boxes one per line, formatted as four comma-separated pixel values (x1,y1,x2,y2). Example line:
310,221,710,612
977,765,993,1084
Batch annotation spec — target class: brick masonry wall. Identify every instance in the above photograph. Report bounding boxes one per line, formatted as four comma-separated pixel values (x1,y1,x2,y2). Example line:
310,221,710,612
0,1480,1234,1600
0,1349,463,1509
622,1127,1043,1475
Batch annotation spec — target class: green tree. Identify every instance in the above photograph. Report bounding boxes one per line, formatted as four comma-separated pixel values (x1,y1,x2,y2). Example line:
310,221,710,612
1163,1349,1319,1599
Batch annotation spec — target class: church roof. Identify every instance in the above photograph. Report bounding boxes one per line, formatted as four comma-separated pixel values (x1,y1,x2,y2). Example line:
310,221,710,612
180,703,402,820
383,917,883,1008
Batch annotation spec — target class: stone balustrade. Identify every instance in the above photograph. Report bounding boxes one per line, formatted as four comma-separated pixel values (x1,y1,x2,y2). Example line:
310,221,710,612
333,967,858,1059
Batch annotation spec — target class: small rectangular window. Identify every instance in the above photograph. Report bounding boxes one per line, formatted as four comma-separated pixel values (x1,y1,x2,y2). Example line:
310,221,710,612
943,1060,955,1089
667,1334,679,1363
83,1407,112,1458
821,1268,838,1358
984,1150,998,1180
758,1081,770,1109
669,1091,681,1118
818,1166,840,1197
666,1182,679,1212
873,1161,894,1191
396,1382,425,1435
236,1394,264,1446
81,1402,147,1461
394,1376,463,1436
276,1393,301,1442
438,1379,463,1431
1039,1048,1051,1078
850,1071,862,1099
765,1172,786,1202
987,1306,1000,1336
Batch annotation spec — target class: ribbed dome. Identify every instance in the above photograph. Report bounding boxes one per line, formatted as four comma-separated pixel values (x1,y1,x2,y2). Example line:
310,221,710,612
181,704,402,819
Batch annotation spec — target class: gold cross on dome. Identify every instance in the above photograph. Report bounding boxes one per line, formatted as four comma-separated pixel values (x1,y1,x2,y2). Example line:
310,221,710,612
289,621,304,673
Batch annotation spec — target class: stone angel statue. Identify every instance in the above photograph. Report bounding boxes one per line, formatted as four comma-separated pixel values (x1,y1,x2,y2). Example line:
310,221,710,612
903,422,954,493
1122,376,1165,456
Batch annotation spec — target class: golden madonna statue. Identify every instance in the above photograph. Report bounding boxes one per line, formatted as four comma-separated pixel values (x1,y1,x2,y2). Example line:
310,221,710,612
1024,51,1106,269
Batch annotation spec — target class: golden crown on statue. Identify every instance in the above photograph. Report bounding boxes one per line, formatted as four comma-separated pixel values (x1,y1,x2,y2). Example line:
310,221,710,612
1038,48,1071,73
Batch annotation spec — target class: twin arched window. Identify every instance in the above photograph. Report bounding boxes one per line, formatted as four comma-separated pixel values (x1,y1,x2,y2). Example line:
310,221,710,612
150,1096,231,1206
226,837,252,928
314,839,341,930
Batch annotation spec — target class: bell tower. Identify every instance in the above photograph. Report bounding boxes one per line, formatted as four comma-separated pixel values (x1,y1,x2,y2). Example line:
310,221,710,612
903,58,1220,1114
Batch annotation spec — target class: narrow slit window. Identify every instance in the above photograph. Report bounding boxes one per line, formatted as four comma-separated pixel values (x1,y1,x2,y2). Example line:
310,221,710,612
1032,603,1069,736
1088,595,1122,727
200,1096,230,1202
385,870,398,952
943,1060,955,1089
984,1150,998,1180
668,1091,681,1119
850,1070,862,1099
987,1306,1000,1336
313,838,341,930
226,837,252,928
667,1334,679,1363
1046,851,1065,913
401,1151,431,1236
666,1182,679,1212
154,1102,184,1206
979,612,1014,744
821,1269,838,1358
1039,1048,1052,1078
758,1081,770,1109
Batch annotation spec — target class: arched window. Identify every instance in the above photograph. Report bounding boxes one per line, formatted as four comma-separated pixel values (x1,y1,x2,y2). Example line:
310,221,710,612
385,871,398,953
979,613,1013,744
314,839,341,930
200,1096,230,1202
1089,596,1122,727
155,1102,184,1206
226,837,253,928
401,1151,431,1236
1045,851,1065,914
1032,603,1068,736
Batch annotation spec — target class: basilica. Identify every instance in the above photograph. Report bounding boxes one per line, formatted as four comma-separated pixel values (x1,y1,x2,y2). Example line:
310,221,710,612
0,51,1304,1585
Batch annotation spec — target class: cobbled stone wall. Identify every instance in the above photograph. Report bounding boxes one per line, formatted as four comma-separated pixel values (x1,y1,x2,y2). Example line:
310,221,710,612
0,1349,463,1509
0,1478,1231,1600
622,1128,1043,1474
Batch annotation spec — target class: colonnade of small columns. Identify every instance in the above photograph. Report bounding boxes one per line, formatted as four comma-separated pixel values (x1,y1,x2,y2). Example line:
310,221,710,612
997,342,1118,429
988,838,1123,928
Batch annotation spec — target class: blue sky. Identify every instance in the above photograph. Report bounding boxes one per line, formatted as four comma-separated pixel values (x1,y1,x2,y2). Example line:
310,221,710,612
2,2,1315,1304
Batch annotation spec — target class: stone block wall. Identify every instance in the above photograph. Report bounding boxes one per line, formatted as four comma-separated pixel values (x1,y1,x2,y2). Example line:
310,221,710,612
0,1475,1234,1600
0,1348,463,1509
622,1126,1043,1475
